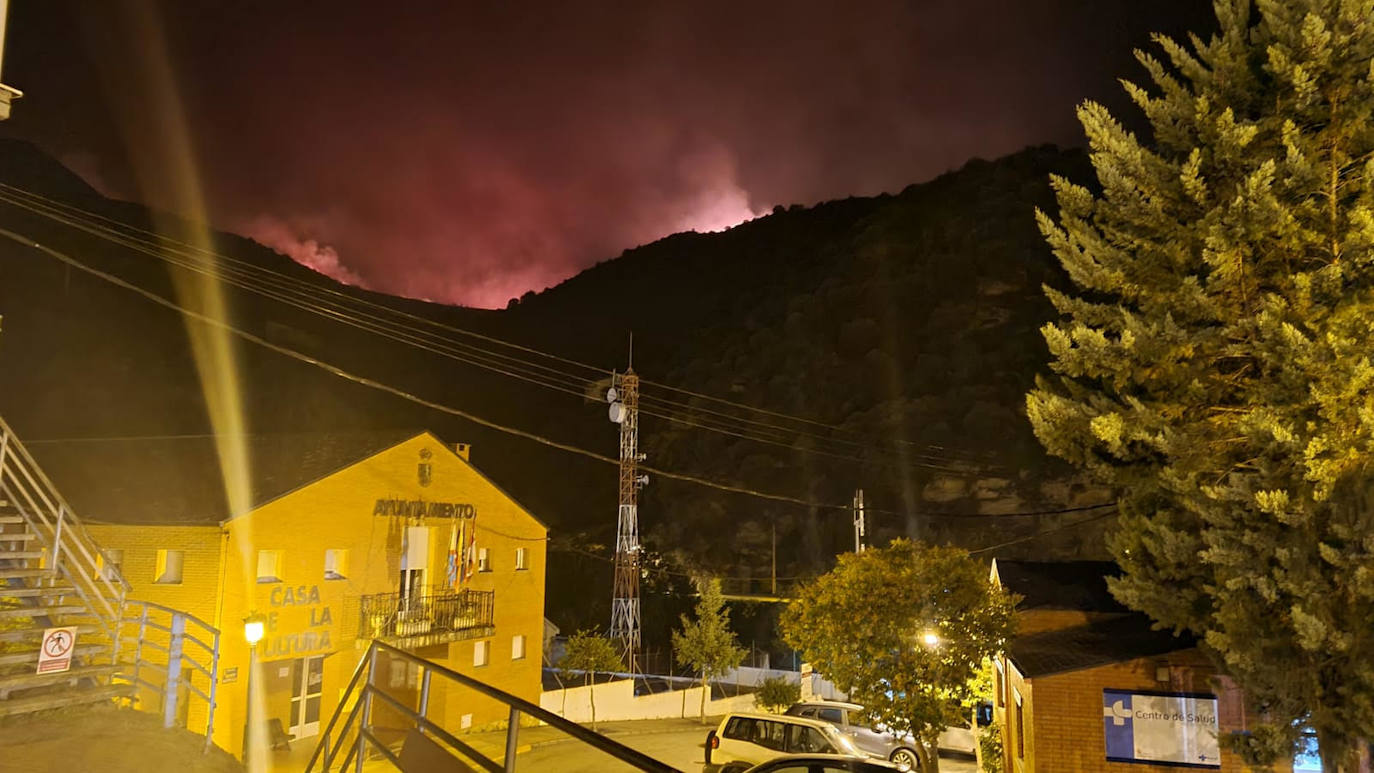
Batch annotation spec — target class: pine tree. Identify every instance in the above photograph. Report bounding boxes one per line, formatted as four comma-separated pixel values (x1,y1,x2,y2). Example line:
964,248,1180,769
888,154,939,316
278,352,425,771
672,578,746,723
1028,1,1374,768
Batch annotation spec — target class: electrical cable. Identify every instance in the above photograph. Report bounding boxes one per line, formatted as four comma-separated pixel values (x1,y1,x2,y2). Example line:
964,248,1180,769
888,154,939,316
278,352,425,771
2,226,1115,523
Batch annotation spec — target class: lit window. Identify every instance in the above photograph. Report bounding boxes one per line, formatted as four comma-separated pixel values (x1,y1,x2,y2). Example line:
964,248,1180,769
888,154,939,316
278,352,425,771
324,549,348,580
474,640,489,667
512,634,526,660
515,547,529,571
256,550,282,583
99,549,124,581
155,549,184,584
478,547,491,572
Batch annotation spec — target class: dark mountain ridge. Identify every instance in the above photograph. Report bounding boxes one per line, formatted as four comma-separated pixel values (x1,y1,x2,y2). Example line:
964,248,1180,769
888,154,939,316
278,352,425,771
0,140,1109,641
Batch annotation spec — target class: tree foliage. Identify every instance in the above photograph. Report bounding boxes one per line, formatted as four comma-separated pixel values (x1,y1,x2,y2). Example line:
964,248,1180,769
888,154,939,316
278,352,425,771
1028,1,1374,768
559,629,623,728
754,676,801,713
673,578,746,722
780,540,1016,772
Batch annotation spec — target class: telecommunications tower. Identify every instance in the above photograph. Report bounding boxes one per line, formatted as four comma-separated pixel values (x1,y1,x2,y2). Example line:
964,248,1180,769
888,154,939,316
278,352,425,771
607,366,646,670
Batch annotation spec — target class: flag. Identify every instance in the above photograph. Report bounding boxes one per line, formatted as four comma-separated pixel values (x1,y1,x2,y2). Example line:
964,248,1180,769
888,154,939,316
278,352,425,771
446,517,459,589
461,515,477,584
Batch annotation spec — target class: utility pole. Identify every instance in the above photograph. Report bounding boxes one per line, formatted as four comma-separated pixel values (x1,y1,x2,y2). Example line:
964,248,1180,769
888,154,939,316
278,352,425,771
607,347,646,672
852,488,866,553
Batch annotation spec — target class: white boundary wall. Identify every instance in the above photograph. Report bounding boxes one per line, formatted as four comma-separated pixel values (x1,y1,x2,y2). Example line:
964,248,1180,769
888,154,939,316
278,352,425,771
540,670,845,724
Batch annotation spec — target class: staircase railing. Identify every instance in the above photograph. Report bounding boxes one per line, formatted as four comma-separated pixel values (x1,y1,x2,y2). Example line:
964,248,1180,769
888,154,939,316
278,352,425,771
305,639,678,773
0,415,128,645
114,600,221,750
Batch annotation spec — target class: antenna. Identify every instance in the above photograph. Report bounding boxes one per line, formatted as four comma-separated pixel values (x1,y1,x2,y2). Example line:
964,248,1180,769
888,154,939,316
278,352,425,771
608,345,644,672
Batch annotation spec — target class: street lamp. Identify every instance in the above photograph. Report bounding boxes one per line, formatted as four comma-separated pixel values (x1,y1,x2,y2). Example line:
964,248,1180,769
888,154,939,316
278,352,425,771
243,613,266,763
244,613,266,647
921,630,940,648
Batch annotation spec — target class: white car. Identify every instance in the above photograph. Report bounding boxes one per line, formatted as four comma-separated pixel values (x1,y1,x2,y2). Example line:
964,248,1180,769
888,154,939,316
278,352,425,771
706,712,879,771
785,700,984,770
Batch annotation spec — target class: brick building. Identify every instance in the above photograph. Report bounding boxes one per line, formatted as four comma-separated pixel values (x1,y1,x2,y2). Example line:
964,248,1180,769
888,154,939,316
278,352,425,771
989,560,1329,773
34,430,547,759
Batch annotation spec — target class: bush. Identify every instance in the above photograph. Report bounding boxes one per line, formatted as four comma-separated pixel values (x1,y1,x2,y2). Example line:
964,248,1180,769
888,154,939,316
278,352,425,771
754,677,800,713
979,724,1003,773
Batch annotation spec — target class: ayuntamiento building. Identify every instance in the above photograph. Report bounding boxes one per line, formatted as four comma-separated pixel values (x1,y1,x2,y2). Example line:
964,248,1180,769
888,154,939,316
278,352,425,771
37,430,547,758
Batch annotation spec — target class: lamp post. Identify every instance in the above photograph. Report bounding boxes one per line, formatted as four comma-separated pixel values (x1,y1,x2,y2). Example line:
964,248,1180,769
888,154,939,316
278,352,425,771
921,630,940,648
243,613,266,765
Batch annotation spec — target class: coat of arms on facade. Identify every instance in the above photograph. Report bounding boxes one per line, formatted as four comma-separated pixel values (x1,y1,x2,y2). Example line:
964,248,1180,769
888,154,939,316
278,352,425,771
418,447,433,487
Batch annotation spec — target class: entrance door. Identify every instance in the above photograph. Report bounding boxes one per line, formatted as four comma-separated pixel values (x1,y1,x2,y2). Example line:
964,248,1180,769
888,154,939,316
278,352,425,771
289,656,324,739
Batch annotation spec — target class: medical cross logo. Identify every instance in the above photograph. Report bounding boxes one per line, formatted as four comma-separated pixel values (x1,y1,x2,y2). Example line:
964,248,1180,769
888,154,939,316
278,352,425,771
1102,689,1221,769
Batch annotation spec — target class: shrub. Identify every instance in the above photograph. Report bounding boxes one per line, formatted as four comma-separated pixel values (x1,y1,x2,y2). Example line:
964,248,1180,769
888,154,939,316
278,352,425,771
754,677,800,713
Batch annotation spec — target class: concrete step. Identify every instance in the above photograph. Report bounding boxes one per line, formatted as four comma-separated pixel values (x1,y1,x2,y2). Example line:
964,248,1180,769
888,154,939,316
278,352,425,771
0,568,53,580
0,584,73,599
0,663,120,695
0,643,108,668
0,604,86,620
0,683,131,718
0,623,99,643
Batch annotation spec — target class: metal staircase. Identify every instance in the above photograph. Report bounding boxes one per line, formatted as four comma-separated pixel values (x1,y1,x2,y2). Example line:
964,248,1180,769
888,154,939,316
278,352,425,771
0,416,220,742
0,417,133,717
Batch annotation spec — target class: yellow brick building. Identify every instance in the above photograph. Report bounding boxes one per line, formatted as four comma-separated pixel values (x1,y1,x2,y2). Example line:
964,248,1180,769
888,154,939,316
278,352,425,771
43,430,547,758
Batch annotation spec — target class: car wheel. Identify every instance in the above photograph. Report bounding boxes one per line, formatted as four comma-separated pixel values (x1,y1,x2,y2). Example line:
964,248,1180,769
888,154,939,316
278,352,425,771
890,748,921,771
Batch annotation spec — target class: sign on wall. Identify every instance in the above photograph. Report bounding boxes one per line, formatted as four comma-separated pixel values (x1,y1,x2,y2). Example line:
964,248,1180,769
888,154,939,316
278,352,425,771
1103,689,1220,769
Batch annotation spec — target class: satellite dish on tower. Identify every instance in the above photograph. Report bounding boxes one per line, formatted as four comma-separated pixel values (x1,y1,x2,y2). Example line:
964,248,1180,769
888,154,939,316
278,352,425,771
606,386,619,404
609,402,627,424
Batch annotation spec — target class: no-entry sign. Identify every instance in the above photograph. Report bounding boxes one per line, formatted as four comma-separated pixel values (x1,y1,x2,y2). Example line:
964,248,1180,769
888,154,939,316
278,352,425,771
36,627,76,674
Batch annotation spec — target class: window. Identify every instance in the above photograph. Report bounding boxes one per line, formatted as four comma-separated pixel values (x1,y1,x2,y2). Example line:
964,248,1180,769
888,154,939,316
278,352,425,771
995,659,1005,707
99,549,124,581
1014,689,1025,759
515,547,529,570
478,547,491,572
753,720,787,751
786,724,835,754
723,716,752,740
512,634,526,660
256,550,282,583
816,707,843,724
154,549,184,584
324,549,348,580
473,640,489,667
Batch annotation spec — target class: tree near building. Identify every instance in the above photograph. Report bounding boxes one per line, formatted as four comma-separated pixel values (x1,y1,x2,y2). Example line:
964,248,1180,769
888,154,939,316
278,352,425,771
559,630,622,730
1027,1,1374,768
755,676,801,713
673,578,746,723
781,540,1016,773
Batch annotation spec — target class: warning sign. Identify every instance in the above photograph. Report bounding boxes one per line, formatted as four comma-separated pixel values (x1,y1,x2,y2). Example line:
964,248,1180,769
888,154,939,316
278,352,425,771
36,627,76,674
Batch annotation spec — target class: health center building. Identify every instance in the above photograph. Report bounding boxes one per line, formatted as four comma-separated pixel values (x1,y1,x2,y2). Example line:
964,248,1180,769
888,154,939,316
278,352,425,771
38,429,548,758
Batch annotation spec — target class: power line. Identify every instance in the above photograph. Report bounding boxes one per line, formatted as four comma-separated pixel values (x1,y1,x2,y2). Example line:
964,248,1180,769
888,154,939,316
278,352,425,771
967,509,1119,555
1,226,1114,523
0,182,987,464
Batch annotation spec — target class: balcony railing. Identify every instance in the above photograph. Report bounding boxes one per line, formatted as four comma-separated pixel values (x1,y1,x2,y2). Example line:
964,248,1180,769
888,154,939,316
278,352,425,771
358,586,494,648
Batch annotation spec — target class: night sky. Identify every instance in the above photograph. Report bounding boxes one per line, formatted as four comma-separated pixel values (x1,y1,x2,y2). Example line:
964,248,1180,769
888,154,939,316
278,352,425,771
0,1,1213,308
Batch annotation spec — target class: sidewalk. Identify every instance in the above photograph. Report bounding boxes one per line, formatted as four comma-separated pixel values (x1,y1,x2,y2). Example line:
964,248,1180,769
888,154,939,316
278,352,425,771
460,716,711,759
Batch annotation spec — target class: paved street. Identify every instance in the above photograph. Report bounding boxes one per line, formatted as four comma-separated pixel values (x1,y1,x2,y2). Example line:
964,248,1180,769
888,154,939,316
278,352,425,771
492,718,980,773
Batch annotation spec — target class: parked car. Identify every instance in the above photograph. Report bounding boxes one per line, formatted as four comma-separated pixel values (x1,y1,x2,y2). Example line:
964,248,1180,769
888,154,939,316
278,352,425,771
729,754,903,773
705,712,879,772
784,700,989,770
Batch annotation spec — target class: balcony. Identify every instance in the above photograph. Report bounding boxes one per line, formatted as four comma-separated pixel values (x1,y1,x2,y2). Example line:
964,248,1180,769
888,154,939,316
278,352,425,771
358,586,494,649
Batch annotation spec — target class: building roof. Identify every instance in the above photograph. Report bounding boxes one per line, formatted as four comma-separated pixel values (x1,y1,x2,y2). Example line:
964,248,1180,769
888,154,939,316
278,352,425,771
26,429,421,525
992,559,1125,613
1007,613,1198,678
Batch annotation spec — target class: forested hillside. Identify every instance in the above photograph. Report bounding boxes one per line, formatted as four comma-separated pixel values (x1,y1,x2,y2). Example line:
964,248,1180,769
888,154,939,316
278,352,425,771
0,140,1108,642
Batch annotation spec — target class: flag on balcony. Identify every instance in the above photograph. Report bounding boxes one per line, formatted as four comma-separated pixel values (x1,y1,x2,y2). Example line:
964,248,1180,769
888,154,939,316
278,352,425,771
446,517,459,589
460,515,477,583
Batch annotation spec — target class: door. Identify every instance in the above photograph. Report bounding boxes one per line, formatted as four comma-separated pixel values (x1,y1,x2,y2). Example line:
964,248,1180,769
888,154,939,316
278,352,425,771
289,655,324,739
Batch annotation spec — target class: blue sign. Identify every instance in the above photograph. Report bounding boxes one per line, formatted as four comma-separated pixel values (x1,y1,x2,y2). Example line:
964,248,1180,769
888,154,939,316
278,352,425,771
1103,689,1220,769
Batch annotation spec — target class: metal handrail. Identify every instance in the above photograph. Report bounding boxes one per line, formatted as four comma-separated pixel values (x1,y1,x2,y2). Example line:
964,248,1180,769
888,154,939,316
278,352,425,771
306,639,679,772
114,599,221,750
